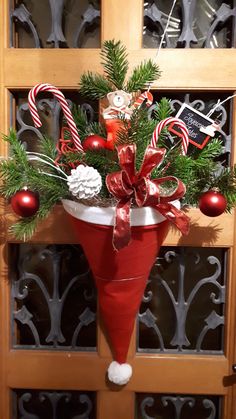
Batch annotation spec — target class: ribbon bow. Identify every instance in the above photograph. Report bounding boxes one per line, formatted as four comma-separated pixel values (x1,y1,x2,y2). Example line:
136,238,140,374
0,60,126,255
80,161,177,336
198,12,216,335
106,144,190,251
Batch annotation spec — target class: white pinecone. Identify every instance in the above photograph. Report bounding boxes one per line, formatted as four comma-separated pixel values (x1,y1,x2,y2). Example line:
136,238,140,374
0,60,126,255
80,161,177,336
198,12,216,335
67,165,102,199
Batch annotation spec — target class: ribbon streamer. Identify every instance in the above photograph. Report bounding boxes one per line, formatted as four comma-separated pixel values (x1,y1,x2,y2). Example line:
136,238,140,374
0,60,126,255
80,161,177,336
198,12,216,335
106,144,190,251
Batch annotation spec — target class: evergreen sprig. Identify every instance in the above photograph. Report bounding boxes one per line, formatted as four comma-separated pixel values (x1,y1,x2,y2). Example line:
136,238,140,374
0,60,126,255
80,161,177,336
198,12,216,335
2,40,236,241
154,98,173,122
125,60,161,92
79,40,161,98
101,40,129,90
79,72,112,100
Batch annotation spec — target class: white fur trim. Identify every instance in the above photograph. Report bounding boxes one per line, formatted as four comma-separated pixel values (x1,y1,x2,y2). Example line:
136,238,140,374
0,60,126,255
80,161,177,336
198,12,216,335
62,199,180,227
107,361,132,385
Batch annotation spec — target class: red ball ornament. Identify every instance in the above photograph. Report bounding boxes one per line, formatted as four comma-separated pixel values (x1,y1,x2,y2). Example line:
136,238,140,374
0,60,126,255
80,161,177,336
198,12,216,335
83,135,107,151
199,190,227,217
11,189,39,217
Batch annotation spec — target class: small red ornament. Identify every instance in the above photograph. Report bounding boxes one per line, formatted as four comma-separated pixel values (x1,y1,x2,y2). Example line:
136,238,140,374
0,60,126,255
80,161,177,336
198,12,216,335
83,135,107,151
199,190,227,217
11,189,39,217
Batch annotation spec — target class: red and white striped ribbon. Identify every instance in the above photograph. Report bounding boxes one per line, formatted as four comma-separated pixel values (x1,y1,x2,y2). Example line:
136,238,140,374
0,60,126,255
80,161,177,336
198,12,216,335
151,117,189,155
28,83,84,153
132,91,153,109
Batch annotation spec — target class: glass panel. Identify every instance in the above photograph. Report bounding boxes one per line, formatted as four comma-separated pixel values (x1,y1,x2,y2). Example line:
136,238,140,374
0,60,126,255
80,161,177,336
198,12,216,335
10,244,97,350
149,91,232,161
143,0,236,48
136,393,221,419
138,247,226,354
12,389,96,419
12,90,98,151
11,0,101,48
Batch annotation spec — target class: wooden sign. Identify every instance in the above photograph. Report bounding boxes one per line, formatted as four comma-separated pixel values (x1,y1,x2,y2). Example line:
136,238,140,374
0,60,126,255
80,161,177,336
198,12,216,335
169,104,215,149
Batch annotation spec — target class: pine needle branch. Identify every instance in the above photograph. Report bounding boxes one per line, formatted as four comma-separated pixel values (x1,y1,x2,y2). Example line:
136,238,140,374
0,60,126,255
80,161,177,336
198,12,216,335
3,129,28,169
154,98,173,122
101,40,129,89
39,136,58,160
126,60,161,92
79,72,112,99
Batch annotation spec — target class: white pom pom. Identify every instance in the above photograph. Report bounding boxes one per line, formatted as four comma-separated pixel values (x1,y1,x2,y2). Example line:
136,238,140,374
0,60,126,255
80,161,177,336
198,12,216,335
67,164,102,199
107,361,132,385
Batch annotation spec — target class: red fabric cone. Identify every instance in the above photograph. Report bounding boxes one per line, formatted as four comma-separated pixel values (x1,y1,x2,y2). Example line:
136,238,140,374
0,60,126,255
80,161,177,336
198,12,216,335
70,216,169,363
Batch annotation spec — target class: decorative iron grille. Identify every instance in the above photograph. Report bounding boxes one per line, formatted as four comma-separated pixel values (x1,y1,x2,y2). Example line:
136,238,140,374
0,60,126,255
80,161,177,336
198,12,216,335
136,393,221,419
10,244,97,350
144,0,236,48
12,91,232,157
12,389,96,419
10,0,101,48
12,91,97,151
138,247,226,354
149,91,232,158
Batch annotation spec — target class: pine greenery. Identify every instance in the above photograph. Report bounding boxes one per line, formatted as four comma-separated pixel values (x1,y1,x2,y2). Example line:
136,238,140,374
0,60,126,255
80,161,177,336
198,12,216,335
101,40,129,90
79,72,112,100
1,40,236,240
125,60,161,92
79,40,160,98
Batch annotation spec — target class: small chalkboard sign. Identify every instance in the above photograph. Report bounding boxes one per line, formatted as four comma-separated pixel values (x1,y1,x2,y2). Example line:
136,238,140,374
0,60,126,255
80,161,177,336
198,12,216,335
169,104,214,149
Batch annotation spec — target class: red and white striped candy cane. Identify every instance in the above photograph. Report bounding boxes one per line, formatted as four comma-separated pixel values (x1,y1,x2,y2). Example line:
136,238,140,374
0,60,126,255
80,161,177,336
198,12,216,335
151,117,189,155
132,91,153,109
28,83,84,153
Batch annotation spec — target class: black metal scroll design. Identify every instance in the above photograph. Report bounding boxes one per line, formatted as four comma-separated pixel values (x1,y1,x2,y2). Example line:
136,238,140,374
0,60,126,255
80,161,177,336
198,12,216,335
139,249,225,353
73,2,101,48
148,93,231,154
47,0,66,47
11,1,100,48
140,395,217,419
205,3,236,48
18,391,92,419
17,98,72,143
12,245,96,349
144,0,236,48
170,94,231,153
16,97,94,145
178,0,198,47
11,4,41,48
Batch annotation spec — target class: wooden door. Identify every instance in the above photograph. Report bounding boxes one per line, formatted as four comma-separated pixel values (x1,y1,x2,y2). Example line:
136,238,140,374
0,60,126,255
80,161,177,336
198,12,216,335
0,1,236,418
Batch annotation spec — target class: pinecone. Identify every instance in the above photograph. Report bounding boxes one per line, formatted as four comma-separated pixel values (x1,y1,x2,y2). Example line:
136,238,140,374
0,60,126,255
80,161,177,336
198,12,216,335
67,165,102,199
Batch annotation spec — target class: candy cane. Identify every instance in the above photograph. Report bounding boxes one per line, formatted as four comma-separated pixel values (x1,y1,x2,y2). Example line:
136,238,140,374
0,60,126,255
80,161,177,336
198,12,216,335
132,91,153,109
28,83,84,153
151,117,189,155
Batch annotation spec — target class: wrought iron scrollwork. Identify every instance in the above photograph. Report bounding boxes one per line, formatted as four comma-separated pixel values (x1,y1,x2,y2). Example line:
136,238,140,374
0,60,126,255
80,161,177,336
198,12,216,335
144,0,236,48
148,93,231,155
177,0,198,47
139,248,225,353
73,2,101,48
17,391,93,419
11,4,41,48
140,394,218,419
11,1,101,48
17,98,72,144
47,0,66,47
15,96,95,147
12,245,96,350
205,3,236,48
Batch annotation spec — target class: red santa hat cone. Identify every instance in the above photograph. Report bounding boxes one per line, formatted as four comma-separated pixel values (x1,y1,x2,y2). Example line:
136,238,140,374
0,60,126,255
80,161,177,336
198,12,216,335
62,200,171,385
